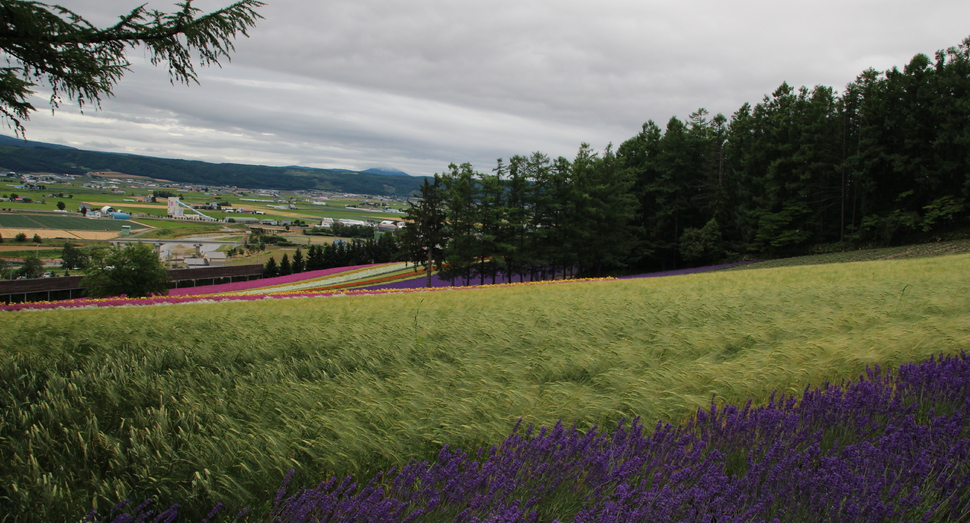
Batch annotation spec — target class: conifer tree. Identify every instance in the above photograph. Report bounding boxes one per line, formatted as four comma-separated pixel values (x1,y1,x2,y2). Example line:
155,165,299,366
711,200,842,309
402,176,446,287
263,256,279,278
292,247,305,273
279,253,292,276
0,0,264,134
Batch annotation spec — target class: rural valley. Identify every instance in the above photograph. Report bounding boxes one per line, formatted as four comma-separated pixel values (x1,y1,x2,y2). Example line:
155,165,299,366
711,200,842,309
1,1,970,521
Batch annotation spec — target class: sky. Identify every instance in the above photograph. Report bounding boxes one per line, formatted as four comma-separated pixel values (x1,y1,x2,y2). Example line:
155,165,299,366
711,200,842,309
6,0,970,177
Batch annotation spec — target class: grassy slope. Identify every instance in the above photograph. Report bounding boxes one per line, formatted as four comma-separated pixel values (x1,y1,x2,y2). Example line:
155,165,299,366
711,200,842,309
0,254,968,519
730,238,970,269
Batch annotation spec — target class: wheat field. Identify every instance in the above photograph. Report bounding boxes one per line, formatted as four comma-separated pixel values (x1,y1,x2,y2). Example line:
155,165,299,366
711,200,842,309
0,254,968,520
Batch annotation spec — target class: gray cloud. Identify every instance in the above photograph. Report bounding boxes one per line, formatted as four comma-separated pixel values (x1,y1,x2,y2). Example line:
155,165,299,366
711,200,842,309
11,0,970,176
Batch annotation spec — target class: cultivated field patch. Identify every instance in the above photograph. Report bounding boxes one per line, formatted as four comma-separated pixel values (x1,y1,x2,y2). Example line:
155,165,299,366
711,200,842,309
0,214,150,240
0,213,149,231
0,227,121,240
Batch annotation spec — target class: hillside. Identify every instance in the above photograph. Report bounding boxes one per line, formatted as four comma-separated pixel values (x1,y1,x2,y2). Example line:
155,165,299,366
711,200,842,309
0,136,430,195
1,253,968,520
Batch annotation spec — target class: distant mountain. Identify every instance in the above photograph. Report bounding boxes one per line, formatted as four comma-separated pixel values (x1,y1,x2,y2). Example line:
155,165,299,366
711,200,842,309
0,135,77,150
362,167,411,177
0,136,429,195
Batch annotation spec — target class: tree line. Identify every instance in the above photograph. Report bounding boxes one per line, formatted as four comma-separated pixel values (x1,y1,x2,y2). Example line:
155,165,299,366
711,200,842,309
263,234,401,277
404,37,970,280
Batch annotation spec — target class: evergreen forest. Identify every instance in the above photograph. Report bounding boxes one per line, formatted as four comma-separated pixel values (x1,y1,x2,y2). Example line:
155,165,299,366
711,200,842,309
406,37,970,278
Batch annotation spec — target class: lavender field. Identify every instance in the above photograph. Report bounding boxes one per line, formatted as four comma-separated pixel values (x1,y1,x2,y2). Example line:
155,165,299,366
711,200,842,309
86,353,970,522
158,354,970,522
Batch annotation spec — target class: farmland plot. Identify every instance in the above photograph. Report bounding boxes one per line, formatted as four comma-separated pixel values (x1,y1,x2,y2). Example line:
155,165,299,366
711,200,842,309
0,213,150,239
0,214,148,231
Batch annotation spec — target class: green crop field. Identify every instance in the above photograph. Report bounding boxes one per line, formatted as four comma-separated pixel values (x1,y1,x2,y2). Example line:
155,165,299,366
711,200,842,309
127,218,244,239
0,254,968,520
0,213,149,231
0,248,63,259
0,213,43,228
131,218,218,229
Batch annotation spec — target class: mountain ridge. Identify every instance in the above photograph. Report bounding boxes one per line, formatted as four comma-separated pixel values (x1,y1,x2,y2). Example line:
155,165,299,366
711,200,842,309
0,135,428,195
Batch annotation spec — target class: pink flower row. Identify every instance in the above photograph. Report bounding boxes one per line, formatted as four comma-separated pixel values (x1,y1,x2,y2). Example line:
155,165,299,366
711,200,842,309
0,277,615,312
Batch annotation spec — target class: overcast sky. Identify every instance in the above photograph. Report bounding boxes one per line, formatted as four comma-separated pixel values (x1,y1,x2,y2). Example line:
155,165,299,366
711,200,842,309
8,0,970,177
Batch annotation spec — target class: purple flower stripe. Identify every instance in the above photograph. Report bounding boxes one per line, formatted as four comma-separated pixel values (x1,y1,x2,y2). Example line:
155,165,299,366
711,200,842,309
363,261,757,291
618,261,757,279
360,270,565,291
94,352,970,522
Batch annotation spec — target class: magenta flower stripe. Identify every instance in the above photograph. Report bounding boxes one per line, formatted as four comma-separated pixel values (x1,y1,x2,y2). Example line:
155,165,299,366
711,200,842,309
2,261,753,312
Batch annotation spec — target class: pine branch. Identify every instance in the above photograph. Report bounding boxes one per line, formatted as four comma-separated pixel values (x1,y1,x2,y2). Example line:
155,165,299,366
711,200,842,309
0,0,264,135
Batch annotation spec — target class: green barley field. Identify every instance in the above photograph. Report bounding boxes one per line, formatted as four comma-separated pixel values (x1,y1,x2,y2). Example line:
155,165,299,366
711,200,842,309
0,213,149,231
1,254,968,520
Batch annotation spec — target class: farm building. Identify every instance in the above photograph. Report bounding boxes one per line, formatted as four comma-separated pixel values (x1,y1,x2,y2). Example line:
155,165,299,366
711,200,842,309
203,252,227,267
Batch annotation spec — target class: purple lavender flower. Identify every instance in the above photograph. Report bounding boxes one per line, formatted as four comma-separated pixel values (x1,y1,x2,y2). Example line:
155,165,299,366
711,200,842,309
258,352,970,522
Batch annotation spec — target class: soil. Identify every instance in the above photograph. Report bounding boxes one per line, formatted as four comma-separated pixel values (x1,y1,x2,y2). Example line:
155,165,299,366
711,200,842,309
0,228,119,240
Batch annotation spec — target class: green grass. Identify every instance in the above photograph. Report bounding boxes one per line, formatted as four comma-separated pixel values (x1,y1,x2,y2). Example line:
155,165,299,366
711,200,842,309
129,219,241,239
0,248,63,259
729,238,970,270
0,254,968,520
132,218,220,229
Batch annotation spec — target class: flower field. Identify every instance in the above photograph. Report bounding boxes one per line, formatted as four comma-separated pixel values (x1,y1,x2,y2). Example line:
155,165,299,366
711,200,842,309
0,261,617,312
90,352,970,522
1,260,756,312
1,253,969,520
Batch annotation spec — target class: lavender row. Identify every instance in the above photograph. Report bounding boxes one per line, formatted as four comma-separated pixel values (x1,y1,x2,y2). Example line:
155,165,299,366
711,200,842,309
616,260,757,279
360,269,605,291
88,352,970,522
361,261,757,291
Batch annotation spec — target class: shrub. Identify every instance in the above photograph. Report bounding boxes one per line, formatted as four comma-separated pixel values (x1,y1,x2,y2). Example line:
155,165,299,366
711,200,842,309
81,243,171,297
